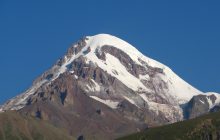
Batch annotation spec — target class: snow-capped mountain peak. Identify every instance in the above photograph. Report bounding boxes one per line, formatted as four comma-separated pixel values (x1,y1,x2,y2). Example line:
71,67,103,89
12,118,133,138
86,34,219,107
0,34,219,124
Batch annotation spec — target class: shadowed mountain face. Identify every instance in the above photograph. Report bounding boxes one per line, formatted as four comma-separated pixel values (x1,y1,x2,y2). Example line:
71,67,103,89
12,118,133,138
18,72,148,140
0,34,219,139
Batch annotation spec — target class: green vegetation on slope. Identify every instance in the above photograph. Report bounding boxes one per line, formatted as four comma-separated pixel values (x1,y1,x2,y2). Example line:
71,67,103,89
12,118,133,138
118,112,220,140
0,111,74,140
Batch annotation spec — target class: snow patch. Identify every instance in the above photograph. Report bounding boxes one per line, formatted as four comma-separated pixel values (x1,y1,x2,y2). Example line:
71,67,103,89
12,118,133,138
205,92,220,109
139,74,150,81
74,75,78,79
123,96,139,108
70,70,74,74
200,100,205,104
90,96,119,109
159,68,202,104
206,92,220,104
139,94,183,121
202,92,220,109
86,79,101,92
207,97,213,108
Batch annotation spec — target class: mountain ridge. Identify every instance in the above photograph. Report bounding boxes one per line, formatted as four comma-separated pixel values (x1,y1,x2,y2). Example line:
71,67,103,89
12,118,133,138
0,34,207,110
0,33,219,139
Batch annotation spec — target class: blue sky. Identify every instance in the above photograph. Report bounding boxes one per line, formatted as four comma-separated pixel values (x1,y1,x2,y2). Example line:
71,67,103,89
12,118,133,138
0,0,220,104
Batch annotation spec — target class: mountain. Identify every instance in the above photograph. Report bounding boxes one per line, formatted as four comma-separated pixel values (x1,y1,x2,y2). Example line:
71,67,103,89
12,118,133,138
0,111,73,140
0,34,219,139
117,111,220,140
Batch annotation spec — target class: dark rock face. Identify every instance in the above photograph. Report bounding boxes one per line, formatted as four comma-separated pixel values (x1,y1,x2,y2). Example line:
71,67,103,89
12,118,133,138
32,37,88,85
66,37,88,58
18,72,148,140
210,105,220,113
77,135,85,140
60,91,67,105
185,94,217,119
96,45,164,78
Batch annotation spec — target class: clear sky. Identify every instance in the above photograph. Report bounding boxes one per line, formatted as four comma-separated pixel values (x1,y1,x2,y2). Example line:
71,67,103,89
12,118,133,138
0,0,220,104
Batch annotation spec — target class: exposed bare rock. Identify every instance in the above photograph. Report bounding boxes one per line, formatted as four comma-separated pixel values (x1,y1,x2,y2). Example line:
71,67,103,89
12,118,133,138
1,34,219,139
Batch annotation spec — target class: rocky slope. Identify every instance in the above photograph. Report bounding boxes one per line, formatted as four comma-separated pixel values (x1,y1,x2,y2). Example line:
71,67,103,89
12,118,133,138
0,111,73,140
0,34,219,139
